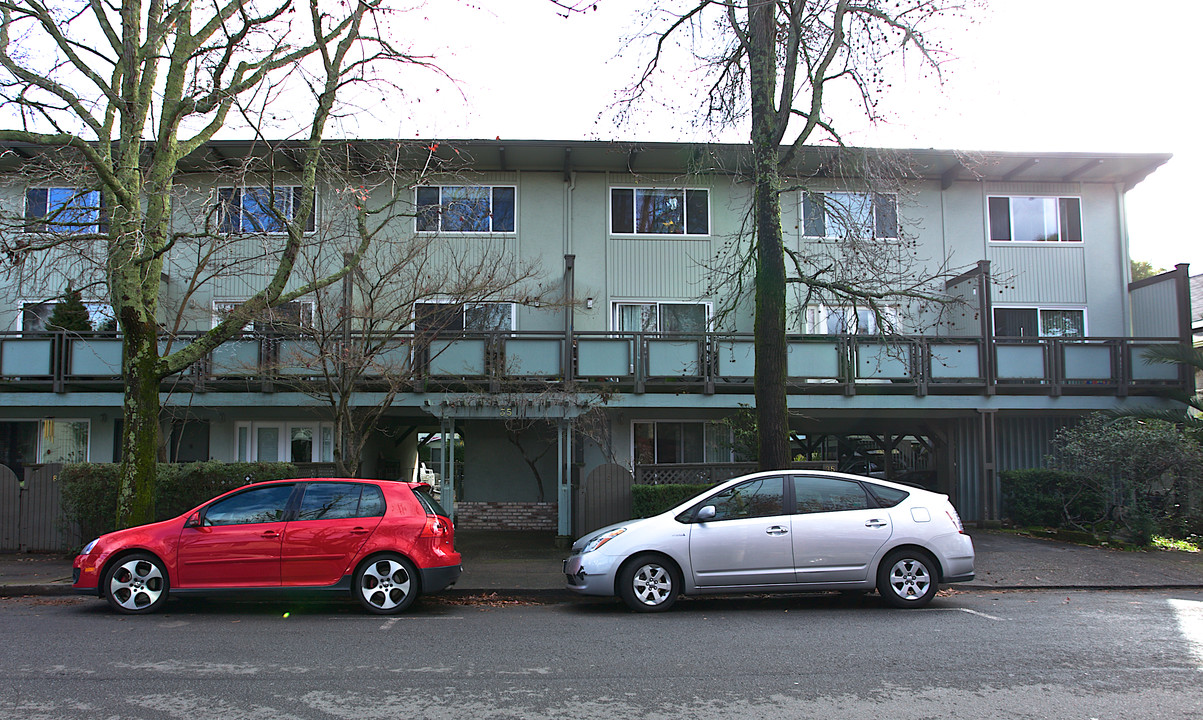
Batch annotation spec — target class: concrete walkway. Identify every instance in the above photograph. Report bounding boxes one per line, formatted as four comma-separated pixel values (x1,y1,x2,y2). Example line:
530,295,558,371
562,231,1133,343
3,530,1203,598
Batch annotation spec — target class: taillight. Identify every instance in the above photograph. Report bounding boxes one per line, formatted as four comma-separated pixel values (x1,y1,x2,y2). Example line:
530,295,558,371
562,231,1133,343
419,514,449,538
946,508,965,534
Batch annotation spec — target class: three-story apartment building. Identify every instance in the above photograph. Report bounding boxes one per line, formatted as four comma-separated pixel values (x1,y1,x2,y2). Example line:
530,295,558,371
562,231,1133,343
0,139,1189,542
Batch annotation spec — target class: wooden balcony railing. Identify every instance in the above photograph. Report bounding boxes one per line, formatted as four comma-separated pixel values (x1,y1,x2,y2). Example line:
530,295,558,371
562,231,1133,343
0,329,1187,398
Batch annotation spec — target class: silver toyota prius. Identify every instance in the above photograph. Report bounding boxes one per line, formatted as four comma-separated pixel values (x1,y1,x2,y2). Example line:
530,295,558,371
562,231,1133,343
564,470,975,612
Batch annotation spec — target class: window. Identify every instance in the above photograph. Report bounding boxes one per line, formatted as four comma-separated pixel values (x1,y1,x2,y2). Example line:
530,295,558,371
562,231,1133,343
20,301,115,332
993,307,1085,337
704,476,785,521
633,421,731,465
218,186,314,234
802,192,898,239
803,305,893,335
212,300,315,332
0,419,89,466
296,482,381,521
416,186,515,233
24,187,101,234
610,188,709,236
415,301,515,334
793,476,869,514
236,422,334,463
614,302,709,333
988,196,1081,243
203,484,295,526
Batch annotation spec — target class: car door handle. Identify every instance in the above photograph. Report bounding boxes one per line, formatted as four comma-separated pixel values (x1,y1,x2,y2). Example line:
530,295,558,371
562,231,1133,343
766,526,789,536
350,527,370,535
260,530,279,538
865,519,888,528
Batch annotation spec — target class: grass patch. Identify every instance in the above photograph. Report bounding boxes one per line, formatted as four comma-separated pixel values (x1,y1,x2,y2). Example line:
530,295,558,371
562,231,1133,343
1151,536,1201,553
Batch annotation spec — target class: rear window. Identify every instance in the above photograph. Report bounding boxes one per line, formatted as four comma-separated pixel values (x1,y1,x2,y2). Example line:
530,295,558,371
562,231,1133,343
413,486,449,518
866,483,910,508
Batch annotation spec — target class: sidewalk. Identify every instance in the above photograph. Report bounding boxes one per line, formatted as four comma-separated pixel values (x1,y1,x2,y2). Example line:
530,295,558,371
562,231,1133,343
4,530,1203,598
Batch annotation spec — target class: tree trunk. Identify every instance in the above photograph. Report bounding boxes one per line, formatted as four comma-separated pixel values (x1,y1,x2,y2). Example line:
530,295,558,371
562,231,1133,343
115,320,163,528
748,0,791,470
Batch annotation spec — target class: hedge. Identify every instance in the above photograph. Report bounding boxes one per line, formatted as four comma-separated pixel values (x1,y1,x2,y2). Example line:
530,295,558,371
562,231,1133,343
999,468,1102,529
632,483,714,518
60,461,299,543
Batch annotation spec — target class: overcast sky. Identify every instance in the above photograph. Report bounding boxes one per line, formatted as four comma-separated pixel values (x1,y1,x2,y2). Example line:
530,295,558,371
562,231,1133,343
371,0,1200,275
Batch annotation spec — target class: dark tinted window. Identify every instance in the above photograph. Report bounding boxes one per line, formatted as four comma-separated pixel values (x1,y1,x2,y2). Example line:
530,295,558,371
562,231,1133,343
793,476,868,514
204,485,294,526
296,482,363,521
413,486,449,518
705,476,784,521
866,483,910,508
360,485,386,517
611,188,634,234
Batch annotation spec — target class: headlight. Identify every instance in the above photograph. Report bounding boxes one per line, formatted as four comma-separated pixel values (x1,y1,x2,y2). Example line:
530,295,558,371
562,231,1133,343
582,528,626,554
81,538,99,555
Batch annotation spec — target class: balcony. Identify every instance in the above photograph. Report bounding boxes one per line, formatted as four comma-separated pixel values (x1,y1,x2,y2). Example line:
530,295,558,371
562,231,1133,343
0,329,1186,398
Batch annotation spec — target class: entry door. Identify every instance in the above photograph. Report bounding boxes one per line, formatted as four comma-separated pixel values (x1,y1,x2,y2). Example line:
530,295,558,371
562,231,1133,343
688,476,794,586
176,484,295,588
789,475,893,583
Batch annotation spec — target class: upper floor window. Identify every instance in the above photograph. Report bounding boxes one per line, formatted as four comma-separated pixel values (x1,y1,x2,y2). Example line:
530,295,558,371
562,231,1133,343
802,191,898,239
21,300,116,333
993,306,1085,337
24,187,101,234
988,196,1081,243
218,186,314,234
212,299,315,332
614,302,709,333
415,301,516,334
610,188,709,236
804,305,894,335
416,186,516,233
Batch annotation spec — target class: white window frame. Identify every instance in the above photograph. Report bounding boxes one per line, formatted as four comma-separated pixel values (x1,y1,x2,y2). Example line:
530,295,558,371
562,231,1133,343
993,305,1088,338
415,185,517,234
987,195,1082,243
609,187,711,237
611,301,712,333
413,300,517,333
235,421,334,463
212,299,316,332
801,191,899,240
631,420,732,465
217,186,315,235
0,418,92,463
24,187,102,235
18,299,116,332
803,304,896,335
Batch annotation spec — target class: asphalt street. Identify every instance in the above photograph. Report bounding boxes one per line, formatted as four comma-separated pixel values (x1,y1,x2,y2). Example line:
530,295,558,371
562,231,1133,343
3,589,1202,719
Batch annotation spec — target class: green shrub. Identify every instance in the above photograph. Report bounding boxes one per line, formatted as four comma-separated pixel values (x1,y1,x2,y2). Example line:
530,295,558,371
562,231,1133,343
60,462,299,541
1000,469,1101,528
632,483,714,518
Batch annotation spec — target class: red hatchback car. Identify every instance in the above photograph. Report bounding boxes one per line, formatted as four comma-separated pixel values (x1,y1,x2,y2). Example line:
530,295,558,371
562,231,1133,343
73,478,461,615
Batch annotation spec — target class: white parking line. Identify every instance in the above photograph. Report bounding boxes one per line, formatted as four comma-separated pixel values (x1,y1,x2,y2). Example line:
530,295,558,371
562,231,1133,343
926,607,1005,621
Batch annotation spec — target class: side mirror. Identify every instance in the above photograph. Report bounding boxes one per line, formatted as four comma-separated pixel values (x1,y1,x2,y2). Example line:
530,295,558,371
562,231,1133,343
695,505,716,522
184,512,202,529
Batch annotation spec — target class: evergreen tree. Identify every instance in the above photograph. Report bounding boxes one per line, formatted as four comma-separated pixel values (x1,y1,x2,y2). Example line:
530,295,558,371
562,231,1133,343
47,285,93,332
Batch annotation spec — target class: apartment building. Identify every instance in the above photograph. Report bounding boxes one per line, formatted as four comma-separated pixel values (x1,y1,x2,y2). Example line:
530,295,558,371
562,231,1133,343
0,139,1189,542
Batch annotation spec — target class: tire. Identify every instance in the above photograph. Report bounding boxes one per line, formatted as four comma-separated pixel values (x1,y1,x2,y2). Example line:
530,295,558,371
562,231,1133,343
877,549,939,609
103,553,169,614
617,554,680,613
354,554,420,615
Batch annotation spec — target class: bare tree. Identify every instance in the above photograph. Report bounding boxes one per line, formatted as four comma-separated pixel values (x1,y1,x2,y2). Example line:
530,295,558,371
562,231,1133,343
0,0,436,527
621,0,969,469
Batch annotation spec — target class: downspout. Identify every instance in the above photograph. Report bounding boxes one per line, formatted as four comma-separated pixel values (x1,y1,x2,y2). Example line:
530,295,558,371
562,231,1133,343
1116,183,1132,336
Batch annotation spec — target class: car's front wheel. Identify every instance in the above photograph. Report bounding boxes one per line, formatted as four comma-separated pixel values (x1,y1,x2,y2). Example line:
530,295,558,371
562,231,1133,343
618,553,680,613
877,549,939,608
103,553,169,614
354,554,420,614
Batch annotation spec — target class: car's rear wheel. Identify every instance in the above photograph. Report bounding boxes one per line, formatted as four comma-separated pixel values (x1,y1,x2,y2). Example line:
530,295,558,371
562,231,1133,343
618,553,680,613
103,553,169,614
354,554,419,614
877,549,938,608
